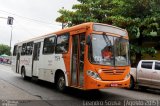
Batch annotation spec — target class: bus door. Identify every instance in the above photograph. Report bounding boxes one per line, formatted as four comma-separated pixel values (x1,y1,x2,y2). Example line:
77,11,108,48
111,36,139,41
71,33,85,87
32,42,41,77
16,46,21,73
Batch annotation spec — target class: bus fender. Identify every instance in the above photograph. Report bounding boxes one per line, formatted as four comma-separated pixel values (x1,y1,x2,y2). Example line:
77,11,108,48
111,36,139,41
54,69,68,86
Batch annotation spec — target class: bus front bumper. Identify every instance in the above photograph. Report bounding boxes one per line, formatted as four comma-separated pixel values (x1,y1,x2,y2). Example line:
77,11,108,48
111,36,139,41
85,76,130,90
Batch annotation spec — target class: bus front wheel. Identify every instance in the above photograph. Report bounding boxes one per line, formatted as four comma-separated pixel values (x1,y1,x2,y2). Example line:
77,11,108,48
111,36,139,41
56,73,66,92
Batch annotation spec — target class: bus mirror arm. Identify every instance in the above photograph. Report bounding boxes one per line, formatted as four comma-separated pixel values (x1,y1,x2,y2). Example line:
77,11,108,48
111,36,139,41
86,35,91,45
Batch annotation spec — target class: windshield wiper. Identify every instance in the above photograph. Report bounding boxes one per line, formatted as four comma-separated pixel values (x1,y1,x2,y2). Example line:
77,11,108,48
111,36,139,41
102,33,111,46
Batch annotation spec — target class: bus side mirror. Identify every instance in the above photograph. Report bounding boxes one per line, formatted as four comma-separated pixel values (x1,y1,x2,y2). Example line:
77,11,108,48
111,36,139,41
86,35,91,45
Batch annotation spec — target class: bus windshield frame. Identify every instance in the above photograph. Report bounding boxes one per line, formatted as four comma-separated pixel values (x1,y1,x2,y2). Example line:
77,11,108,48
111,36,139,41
89,34,130,66
93,24,127,36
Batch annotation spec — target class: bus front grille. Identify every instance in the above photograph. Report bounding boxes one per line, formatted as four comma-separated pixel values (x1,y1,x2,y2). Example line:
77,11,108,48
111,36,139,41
101,69,125,75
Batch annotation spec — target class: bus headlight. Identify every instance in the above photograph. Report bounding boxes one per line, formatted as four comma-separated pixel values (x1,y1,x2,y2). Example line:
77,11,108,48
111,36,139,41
124,73,130,80
87,70,102,80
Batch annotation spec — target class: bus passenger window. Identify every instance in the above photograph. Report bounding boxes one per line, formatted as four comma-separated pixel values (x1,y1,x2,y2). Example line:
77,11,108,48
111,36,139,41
21,43,26,55
26,42,33,55
55,33,69,54
43,36,55,54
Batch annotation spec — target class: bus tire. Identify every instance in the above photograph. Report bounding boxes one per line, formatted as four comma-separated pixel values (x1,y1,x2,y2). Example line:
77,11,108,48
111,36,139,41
21,67,27,80
56,72,66,92
129,76,135,90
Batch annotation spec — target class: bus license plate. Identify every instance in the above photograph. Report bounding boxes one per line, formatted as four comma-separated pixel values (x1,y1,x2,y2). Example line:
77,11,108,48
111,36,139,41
110,83,118,87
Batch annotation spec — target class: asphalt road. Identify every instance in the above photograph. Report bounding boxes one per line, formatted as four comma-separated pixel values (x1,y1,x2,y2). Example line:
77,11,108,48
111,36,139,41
0,64,160,106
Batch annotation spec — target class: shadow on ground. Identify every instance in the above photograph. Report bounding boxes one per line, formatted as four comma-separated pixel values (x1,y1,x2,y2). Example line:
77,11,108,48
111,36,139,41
22,77,128,101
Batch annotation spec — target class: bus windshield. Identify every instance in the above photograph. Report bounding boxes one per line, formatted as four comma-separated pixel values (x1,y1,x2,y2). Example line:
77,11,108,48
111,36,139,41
89,34,129,66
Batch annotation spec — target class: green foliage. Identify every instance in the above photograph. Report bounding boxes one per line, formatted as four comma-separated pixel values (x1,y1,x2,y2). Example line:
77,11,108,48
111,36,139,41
56,0,122,25
130,45,156,56
56,0,160,65
0,44,11,56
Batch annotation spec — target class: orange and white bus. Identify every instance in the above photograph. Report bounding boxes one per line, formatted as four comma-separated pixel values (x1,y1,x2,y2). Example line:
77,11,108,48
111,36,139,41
12,22,130,91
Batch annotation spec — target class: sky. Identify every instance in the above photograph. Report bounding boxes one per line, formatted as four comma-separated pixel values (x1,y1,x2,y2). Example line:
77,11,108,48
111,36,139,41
0,0,79,50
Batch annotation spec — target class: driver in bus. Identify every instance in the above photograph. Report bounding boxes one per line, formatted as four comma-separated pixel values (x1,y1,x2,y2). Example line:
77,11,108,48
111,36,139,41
102,46,112,59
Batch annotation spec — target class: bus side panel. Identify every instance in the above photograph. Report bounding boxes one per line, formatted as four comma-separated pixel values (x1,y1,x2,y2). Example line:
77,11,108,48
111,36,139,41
20,55,33,77
37,53,68,86
53,54,68,86
38,54,55,82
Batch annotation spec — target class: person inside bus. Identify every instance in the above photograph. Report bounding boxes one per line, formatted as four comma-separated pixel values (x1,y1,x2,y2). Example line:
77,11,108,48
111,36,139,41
102,46,112,60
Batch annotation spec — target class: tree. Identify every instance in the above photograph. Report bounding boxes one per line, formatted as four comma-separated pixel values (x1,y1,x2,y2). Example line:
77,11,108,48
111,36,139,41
0,44,11,56
107,0,160,65
56,0,160,66
56,0,122,25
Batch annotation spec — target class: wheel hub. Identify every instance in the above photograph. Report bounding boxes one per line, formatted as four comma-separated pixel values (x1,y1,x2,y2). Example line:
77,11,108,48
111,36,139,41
58,77,65,89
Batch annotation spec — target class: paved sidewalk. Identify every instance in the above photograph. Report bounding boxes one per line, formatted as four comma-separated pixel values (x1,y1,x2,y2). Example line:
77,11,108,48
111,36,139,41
0,79,40,100
0,63,11,66
0,64,40,100
0,64,12,71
